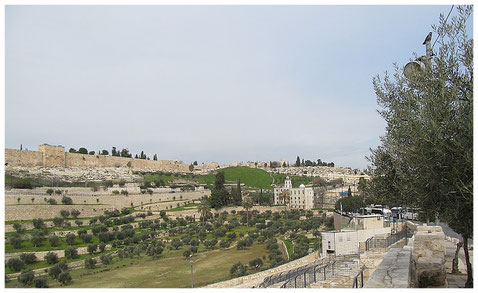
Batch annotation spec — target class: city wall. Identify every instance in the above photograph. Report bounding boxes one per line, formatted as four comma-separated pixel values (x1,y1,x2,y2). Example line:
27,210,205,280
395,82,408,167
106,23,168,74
5,144,209,173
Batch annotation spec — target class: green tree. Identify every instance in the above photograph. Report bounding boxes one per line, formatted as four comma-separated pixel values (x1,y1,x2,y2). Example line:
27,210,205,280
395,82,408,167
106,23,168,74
84,257,97,269
71,209,81,218
101,150,109,155
48,235,60,247
367,6,473,287
33,277,48,288
64,247,78,259
44,252,58,264
197,199,211,223
60,209,70,218
68,148,77,153
241,196,253,227
121,148,132,158
78,147,88,154
295,156,301,167
215,171,225,191
278,190,290,219
17,269,34,286
61,196,73,205
153,154,158,161
230,262,247,278
58,271,72,285
65,233,76,246
7,258,24,272
32,218,45,229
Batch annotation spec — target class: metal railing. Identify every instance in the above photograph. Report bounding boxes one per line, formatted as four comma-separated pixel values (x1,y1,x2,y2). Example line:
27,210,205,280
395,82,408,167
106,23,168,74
365,229,408,251
352,267,365,288
279,261,336,288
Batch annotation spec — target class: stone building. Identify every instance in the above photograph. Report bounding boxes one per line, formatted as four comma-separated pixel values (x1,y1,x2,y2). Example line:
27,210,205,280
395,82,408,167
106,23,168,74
273,176,314,210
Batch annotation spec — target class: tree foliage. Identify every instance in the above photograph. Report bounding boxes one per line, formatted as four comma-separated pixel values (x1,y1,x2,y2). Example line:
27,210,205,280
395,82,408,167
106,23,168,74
367,6,473,287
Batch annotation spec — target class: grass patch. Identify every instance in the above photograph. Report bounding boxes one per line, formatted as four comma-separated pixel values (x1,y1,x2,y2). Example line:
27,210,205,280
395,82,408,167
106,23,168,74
53,242,269,288
282,239,293,258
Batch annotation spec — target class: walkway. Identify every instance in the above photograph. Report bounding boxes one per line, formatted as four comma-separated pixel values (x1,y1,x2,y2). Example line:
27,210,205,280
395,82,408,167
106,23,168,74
444,238,473,288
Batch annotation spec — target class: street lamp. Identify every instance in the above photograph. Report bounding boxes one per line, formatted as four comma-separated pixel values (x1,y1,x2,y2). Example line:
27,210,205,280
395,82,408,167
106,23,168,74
189,254,194,288
404,32,433,79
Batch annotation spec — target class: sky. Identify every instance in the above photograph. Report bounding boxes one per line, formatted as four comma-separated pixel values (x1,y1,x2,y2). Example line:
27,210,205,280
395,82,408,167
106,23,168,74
5,4,472,169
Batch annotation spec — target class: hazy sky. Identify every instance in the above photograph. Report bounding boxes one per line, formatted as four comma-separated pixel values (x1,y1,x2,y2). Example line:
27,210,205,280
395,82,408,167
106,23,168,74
5,5,467,169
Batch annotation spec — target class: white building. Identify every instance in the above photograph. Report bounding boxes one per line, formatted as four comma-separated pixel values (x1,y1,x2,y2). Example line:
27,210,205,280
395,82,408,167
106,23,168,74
273,176,314,210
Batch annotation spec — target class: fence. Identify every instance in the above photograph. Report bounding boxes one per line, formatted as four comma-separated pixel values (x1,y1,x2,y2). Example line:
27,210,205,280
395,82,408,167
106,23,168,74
365,229,408,251
258,255,359,288
352,267,365,288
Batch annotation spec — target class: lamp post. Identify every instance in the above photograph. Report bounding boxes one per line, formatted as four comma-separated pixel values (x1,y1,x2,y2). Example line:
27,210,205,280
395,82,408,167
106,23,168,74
189,254,194,288
404,32,433,79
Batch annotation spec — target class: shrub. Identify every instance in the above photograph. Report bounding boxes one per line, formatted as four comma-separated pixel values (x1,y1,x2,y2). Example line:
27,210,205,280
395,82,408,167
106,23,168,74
99,243,106,252
58,271,72,285
112,190,120,195
46,189,54,195
61,196,73,205
44,252,58,264
64,247,78,259
19,253,37,265
75,219,83,226
55,189,62,195
47,198,57,205
121,189,128,195
17,269,35,285
7,258,24,272
33,277,48,288
84,257,97,269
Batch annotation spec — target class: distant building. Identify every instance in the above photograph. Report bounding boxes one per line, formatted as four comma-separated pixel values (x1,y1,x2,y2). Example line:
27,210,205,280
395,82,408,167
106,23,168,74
273,176,314,210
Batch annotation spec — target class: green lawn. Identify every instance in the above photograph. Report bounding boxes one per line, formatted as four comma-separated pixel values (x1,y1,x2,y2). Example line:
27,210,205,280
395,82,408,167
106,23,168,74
282,239,293,258
53,242,269,288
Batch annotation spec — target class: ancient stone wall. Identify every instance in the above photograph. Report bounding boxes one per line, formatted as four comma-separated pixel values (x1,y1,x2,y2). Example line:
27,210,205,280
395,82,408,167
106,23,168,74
38,144,66,167
5,144,210,172
5,149,42,167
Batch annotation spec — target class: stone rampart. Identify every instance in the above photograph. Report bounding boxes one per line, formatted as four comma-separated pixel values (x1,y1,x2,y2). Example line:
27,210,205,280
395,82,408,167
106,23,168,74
5,144,212,172
5,149,42,167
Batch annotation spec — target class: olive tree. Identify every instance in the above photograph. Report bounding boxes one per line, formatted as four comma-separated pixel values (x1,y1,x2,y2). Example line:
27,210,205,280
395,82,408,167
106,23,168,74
367,6,473,287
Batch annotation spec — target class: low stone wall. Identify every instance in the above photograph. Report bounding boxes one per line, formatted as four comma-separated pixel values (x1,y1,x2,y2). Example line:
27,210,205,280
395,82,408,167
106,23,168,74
413,225,446,287
204,250,321,288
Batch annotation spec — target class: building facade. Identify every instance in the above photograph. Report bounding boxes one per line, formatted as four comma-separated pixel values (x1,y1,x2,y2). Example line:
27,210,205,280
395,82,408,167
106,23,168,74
273,176,314,210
